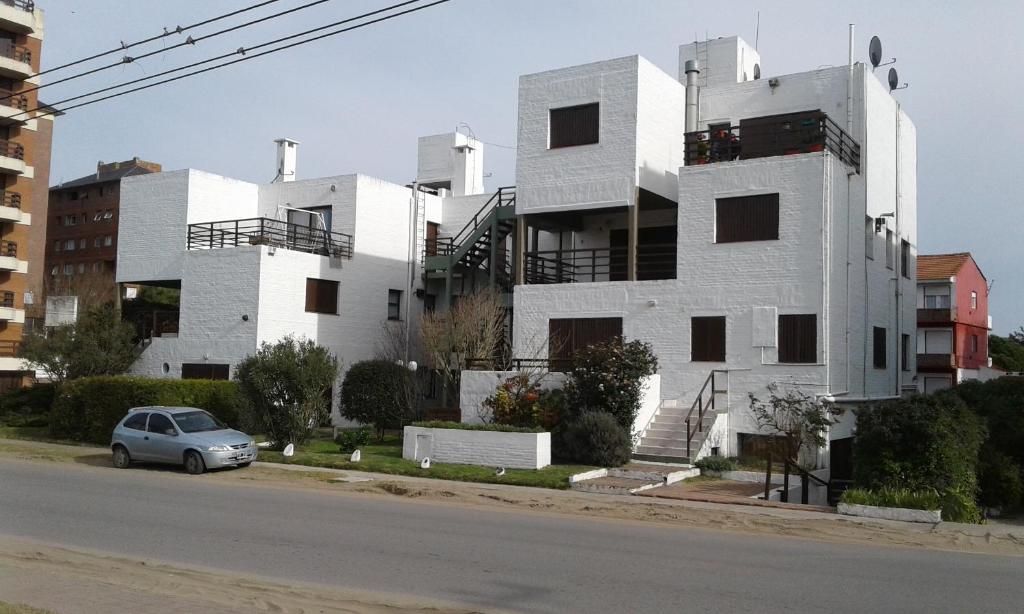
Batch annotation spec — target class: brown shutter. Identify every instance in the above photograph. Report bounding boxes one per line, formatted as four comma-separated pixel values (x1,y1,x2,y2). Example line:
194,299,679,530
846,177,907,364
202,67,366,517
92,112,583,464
873,327,887,368
715,194,779,243
549,317,623,365
779,314,816,363
549,103,599,148
691,316,726,362
305,278,317,312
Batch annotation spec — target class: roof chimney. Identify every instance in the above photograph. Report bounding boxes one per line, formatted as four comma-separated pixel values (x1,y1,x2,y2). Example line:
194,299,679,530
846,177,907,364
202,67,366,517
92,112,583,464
684,59,700,134
274,138,299,182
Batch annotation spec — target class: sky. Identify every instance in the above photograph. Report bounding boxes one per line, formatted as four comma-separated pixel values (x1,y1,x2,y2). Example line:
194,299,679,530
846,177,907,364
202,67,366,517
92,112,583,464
39,0,1023,333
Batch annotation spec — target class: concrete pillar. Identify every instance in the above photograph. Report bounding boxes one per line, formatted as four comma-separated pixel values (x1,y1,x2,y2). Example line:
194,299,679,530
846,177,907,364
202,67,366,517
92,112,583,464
627,202,639,281
514,216,526,286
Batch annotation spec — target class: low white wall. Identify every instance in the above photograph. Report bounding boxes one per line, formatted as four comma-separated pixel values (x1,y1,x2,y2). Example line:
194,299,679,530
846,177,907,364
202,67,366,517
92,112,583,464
459,370,566,425
838,503,941,524
403,426,552,469
632,374,661,439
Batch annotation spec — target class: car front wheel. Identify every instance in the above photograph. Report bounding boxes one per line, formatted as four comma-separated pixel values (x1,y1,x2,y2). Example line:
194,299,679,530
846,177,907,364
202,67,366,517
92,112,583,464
112,445,131,469
184,450,206,475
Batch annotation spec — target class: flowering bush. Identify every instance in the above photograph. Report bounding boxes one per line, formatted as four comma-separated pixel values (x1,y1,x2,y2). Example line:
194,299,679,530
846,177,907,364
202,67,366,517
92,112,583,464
483,373,563,429
563,338,658,435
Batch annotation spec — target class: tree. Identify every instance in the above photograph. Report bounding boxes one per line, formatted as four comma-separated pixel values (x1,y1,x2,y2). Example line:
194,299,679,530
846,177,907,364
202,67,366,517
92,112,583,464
420,288,505,405
747,384,842,465
340,360,415,439
234,336,339,449
990,334,1024,372
21,305,136,384
563,338,658,437
1009,327,1024,346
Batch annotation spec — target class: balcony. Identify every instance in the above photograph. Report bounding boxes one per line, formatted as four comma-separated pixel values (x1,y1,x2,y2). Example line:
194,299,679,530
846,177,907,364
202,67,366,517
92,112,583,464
917,353,955,370
0,1,37,35
523,244,676,284
0,40,32,79
187,217,354,259
684,110,861,173
0,290,22,322
0,89,28,125
918,307,953,325
0,240,18,270
0,139,25,174
0,190,20,222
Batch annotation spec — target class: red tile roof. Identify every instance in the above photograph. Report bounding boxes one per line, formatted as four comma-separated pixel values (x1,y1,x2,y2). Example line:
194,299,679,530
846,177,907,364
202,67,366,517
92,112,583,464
917,253,972,281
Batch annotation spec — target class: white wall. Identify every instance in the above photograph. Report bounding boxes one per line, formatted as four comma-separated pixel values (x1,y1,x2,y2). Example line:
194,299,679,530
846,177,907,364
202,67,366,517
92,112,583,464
403,426,552,470
678,36,761,88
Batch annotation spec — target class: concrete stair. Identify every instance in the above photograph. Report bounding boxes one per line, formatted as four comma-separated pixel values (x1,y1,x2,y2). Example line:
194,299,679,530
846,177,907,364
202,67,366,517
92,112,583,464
569,462,699,495
633,401,716,464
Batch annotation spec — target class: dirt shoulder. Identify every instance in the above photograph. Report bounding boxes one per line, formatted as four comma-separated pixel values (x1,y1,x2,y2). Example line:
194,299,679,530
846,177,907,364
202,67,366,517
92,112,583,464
2,438,1023,558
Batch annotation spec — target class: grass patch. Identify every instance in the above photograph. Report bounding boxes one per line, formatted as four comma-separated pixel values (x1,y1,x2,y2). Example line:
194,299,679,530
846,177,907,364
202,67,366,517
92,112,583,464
840,487,942,511
0,601,58,614
259,435,593,490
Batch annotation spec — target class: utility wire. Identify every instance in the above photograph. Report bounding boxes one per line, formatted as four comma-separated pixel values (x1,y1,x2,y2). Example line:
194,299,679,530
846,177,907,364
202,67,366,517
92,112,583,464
35,0,285,79
4,0,336,104
28,0,452,119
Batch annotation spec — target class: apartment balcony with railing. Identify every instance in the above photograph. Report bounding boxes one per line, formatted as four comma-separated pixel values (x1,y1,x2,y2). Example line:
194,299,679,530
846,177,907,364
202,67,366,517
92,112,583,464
0,239,18,270
684,110,861,173
0,138,25,174
0,290,21,322
917,353,955,371
0,39,32,79
0,190,20,222
0,1,37,35
918,307,955,325
186,217,354,260
0,88,28,125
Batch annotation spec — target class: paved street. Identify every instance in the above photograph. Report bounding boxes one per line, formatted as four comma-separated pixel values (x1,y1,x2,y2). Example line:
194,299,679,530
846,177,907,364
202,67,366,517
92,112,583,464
1,458,1021,613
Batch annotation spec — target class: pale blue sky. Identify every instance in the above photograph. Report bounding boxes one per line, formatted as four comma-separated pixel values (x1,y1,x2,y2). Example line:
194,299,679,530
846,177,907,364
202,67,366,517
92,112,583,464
41,1,1022,333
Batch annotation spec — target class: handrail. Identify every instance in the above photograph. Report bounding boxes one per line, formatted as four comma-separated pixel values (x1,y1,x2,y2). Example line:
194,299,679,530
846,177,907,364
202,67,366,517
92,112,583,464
434,186,516,257
524,244,676,284
0,240,16,257
0,139,23,160
0,89,27,111
684,370,727,458
0,41,31,64
763,452,831,505
0,190,21,208
187,216,354,259
0,290,14,308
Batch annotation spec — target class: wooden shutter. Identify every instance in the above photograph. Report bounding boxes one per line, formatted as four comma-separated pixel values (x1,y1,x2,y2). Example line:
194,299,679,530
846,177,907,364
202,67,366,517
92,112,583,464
873,327,887,369
778,314,816,363
549,103,599,149
306,278,339,314
548,317,623,365
715,194,779,243
691,316,726,362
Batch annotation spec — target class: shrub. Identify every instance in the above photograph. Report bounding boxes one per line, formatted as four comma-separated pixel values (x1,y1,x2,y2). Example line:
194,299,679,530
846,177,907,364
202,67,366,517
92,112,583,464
236,336,339,450
0,383,56,427
563,338,658,435
335,427,372,453
483,373,563,429
21,305,136,384
558,411,631,467
49,376,246,443
341,360,414,439
852,393,984,523
411,420,544,433
840,487,942,512
694,456,738,473
953,377,1024,512
977,448,1023,510
748,383,842,465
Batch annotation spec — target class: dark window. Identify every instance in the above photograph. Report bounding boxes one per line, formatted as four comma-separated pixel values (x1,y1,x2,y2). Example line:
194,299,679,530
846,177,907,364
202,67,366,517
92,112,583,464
691,316,726,362
305,278,339,314
885,229,894,269
715,194,779,243
123,412,148,431
548,317,623,368
388,289,402,321
181,363,230,380
423,293,436,313
865,216,874,260
900,240,910,278
873,327,887,369
971,334,979,354
902,333,911,371
608,225,678,281
549,103,599,149
147,413,176,435
778,314,816,363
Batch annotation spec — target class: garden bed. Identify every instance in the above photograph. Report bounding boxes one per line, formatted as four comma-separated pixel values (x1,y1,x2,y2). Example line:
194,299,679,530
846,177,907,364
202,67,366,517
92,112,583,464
837,502,941,524
403,424,551,469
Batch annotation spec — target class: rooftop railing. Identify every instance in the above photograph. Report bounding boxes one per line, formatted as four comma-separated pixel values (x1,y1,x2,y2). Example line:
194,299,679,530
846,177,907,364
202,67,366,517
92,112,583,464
685,111,861,172
0,41,31,64
0,1,35,12
523,243,676,284
187,217,354,259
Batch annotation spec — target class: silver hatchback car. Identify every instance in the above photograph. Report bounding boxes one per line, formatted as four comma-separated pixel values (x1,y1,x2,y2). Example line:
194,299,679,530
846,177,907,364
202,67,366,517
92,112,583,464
110,406,257,474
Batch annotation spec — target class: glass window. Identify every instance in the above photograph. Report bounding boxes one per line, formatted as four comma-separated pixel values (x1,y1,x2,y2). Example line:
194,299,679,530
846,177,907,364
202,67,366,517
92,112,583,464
885,229,894,269
173,410,226,433
53,240,61,252
104,235,113,247
123,412,149,431
865,216,874,260
64,239,75,251
93,236,101,248
63,263,73,276
77,263,85,274
388,289,402,321
873,327,887,369
970,291,977,310
147,413,177,435
79,238,86,249
304,278,339,314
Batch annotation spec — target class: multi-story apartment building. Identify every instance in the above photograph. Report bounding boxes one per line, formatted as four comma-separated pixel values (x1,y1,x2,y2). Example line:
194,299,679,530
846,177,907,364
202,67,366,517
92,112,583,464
916,252,991,393
45,157,160,308
0,1,52,391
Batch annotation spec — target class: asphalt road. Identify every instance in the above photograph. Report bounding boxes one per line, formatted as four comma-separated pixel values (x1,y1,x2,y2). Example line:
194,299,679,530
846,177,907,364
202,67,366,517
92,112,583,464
1,459,1021,613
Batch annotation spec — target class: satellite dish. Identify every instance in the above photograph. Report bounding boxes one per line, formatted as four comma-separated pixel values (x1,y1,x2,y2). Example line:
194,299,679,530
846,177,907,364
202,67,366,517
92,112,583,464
283,443,295,457
350,449,361,462
888,67,899,91
420,457,431,469
753,63,761,80
869,36,883,68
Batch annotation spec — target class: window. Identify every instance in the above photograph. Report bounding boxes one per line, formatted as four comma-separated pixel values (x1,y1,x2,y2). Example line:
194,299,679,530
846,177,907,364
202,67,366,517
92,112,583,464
865,216,874,260
691,316,726,362
123,412,148,431
49,265,57,276
69,191,79,201
181,363,230,380
305,278,339,314
93,211,103,222
970,291,977,310
104,235,113,247
147,413,176,435
79,238,86,249
778,314,817,363
63,263,73,275
423,293,436,314
77,263,85,274
93,236,101,248
971,334,979,354
549,102,599,149
900,240,910,278
923,286,951,309
885,229,894,269
93,262,102,273
548,317,624,369
901,333,910,371
64,214,76,226
53,240,60,252
715,193,779,243
64,239,75,251
873,327,887,369
103,210,113,220
387,289,402,321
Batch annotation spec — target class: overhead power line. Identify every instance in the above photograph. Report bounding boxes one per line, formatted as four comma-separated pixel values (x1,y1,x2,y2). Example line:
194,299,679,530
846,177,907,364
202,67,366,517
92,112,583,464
15,0,441,122
36,0,285,79
4,0,336,104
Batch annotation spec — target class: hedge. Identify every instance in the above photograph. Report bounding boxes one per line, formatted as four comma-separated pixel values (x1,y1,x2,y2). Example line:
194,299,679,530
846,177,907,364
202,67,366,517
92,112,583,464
411,421,544,433
50,376,247,444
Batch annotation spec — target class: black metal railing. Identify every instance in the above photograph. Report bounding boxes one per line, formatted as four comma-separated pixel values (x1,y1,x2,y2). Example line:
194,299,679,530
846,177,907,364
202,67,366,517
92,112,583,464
465,357,571,373
685,112,860,172
763,453,832,506
0,291,14,308
0,89,27,111
427,186,515,258
0,139,23,160
523,243,676,284
684,370,727,458
0,240,16,257
133,310,179,342
187,217,354,259
0,0,35,12
0,41,31,64
1,190,21,208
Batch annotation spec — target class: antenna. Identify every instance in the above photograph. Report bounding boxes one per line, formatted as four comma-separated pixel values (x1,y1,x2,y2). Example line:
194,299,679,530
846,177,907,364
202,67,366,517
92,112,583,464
888,67,908,92
755,11,760,51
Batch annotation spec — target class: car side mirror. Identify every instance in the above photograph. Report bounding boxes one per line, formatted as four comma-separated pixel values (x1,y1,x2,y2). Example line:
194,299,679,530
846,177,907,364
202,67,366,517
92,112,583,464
164,428,178,436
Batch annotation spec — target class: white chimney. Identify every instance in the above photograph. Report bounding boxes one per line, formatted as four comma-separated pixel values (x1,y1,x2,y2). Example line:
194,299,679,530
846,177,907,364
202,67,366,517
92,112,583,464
684,59,700,134
274,138,299,182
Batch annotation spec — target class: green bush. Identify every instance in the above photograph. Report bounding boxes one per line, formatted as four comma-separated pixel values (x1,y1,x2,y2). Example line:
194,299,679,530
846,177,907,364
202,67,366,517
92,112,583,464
563,338,658,435
977,448,1022,510
334,427,372,453
694,456,738,473
558,411,631,467
840,487,942,511
341,360,415,439
412,420,544,433
0,383,56,427
852,394,984,523
49,376,246,444
953,377,1024,511
482,373,564,429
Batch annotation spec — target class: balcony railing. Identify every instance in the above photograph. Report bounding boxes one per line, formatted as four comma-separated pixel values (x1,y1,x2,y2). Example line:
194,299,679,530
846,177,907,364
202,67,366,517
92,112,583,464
0,291,14,308
0,41,31,64
0,139,23,160
0,240,16,257
917,353,955,370
524,244,676,284
0,340,19,357
187,217,354,259
0,89,26,110
0,190,19,208
917,307,953,324
465,357,571,373
0,1,35,12
685,111,861,172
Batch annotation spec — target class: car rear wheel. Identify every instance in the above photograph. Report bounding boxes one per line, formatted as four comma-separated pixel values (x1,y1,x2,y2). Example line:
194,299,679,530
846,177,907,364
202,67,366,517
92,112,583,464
112,445,131,469
184,450,206,475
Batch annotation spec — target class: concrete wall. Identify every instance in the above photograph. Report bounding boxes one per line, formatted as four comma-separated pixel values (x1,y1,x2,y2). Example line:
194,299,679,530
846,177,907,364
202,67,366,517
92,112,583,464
403,425,551,469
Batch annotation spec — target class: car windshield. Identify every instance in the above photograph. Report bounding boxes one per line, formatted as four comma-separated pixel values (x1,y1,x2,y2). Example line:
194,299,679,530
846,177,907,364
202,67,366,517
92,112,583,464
172,411,226,433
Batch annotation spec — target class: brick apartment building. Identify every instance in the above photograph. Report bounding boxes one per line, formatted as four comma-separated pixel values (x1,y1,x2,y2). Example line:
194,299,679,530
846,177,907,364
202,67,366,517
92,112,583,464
45,157,160,309
0,1,53,391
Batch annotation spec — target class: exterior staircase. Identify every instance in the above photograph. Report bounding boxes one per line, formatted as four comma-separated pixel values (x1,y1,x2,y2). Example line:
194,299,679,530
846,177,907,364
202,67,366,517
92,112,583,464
633,370,728,464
